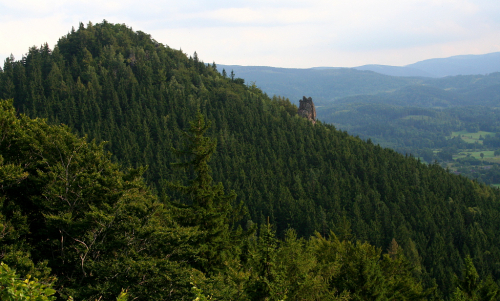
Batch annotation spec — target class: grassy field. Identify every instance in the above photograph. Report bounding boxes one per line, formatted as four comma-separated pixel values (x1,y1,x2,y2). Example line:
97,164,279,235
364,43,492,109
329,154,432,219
449,130,496,145
440,130,500,186
453,150,500,164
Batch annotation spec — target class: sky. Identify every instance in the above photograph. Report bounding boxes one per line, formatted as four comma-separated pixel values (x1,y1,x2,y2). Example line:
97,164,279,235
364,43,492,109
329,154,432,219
1,0,500,68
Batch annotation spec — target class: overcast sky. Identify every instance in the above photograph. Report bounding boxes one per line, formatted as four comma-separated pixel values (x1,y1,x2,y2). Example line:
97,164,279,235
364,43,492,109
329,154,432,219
1,0,500,68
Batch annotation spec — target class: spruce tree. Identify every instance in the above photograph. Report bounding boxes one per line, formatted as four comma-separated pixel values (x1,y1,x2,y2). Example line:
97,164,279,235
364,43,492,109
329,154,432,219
168,111,246,274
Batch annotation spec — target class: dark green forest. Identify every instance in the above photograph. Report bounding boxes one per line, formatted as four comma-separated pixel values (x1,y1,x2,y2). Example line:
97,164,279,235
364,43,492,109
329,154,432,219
225,64,500,180
1,21,500,300
317,78,500,186
320,103,500,149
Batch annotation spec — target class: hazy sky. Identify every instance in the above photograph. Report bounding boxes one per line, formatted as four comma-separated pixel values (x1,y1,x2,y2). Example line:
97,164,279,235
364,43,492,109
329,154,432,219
1,0,500,68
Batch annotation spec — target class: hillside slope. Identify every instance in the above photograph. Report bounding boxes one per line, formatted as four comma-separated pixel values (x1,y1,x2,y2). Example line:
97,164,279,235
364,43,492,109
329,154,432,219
1,21,500,296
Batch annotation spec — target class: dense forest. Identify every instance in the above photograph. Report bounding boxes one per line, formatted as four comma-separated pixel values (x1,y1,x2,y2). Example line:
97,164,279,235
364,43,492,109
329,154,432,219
1,21,500,300
317,78,500,186
319,103,500,149
221,65,500,185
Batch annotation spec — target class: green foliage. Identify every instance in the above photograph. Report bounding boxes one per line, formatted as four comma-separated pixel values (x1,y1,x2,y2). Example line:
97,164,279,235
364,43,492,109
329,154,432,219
0,262,56,301
168,111,246,274
452,255,500,301
312,233,432,301
0,261,129,301
274,229,337,300
273,95,298,116
245,223,287,300
2,21,500,298
115,289,129,301
0,99,197,300
191,284,212,301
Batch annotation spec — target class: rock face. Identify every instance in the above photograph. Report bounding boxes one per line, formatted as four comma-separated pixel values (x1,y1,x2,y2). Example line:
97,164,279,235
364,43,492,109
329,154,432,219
298,96,316,124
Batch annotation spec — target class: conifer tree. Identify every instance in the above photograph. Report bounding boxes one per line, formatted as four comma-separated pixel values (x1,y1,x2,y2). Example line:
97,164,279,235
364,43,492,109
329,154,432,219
168,111,246,274
452,255,500,301
245,222,288,300
458,256,480,299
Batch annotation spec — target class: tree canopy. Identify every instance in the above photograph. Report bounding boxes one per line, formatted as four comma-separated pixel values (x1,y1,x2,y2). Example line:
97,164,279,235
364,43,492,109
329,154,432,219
1,21,500,298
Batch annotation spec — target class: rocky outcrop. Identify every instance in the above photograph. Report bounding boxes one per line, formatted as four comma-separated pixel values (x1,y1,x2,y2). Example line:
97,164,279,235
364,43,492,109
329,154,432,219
298,96,316,124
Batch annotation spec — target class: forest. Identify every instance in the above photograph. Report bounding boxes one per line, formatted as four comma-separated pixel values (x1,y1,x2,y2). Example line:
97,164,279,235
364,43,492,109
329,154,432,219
317,82,500,186
223,64,500,186
1,21,500,300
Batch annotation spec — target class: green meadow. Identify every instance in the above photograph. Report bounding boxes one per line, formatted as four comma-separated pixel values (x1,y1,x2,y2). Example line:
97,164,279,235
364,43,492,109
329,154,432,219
453,150,500,163
449,130,496,144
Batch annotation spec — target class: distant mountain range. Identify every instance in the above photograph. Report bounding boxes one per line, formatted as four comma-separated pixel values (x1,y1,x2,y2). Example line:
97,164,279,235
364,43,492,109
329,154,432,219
352,65,434,77
218,52,500,105
354,52,500,77
216,65,422,106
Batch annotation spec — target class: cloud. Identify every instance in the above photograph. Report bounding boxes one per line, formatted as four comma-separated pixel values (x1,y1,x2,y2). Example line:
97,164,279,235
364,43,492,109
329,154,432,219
193,7,314,26
0,14,73,60
1,0,500,67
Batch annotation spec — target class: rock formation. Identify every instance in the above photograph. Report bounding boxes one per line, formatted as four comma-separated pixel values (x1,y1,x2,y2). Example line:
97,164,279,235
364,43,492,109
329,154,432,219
298,96,316,124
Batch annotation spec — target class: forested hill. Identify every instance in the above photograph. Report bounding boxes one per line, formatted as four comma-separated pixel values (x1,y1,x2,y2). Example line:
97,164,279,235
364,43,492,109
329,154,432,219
2,21,500,298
